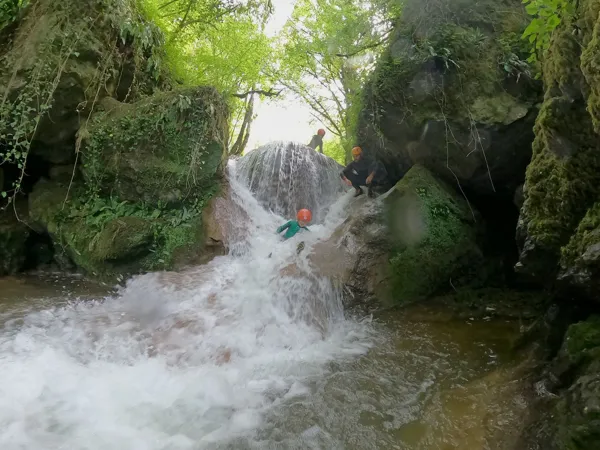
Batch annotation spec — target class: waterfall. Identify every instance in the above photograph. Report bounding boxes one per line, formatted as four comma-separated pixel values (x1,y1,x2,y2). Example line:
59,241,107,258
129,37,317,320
235,141,346,224
0,147,373,449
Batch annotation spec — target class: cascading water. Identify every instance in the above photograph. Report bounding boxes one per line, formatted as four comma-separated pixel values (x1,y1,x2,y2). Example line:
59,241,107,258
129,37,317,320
0,149,373,449
235,141,346,224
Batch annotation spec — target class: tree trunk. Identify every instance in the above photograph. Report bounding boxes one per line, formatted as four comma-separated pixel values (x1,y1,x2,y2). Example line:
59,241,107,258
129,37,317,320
229,93,255,157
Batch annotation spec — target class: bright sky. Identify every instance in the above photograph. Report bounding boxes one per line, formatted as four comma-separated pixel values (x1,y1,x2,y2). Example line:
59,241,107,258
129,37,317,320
244,0,327,151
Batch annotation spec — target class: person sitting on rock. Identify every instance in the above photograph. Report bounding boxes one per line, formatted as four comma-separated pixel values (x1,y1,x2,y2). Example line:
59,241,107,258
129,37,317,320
340,146,387,198
308,129,325,153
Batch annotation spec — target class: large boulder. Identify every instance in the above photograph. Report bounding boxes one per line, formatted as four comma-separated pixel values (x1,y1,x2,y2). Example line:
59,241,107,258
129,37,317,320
82,87,228,205
0,0,167,166
515,0,600,298
309,165,483,305
28,177,223,277
357,0,541,197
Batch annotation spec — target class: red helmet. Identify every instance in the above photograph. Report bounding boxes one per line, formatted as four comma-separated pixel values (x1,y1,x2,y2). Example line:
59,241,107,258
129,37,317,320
317,128,325,136
297,209,312,222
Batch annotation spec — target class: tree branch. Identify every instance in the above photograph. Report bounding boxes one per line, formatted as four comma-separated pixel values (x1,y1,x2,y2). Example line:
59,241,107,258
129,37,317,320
335,31,392,58
232,88,282,98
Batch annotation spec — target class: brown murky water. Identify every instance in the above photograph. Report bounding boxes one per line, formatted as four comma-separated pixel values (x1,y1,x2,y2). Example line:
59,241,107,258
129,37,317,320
0,274,533,450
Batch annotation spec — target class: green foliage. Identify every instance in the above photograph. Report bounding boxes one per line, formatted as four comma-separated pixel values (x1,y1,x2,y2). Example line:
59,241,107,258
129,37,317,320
277,0,397,148
0,0,25,31
51,185,217,272
323,137,348,165
136,0,275,154
522,0,574,64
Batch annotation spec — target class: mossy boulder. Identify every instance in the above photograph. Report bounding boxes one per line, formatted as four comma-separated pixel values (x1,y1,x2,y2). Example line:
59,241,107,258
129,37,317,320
28,178,221,277
357,0,541,197
0,206,29,275
82,86,228,205
516,0,600,293
381,165,483,303
0,0,168,165
553,317,600,450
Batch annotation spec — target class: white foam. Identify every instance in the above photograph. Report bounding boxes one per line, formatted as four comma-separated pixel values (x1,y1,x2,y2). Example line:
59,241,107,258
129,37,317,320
0,155,374,449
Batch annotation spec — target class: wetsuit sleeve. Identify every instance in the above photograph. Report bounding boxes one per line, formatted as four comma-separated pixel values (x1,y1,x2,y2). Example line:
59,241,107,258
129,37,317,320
276,221,292,234
317,140,323,153
340,162,354,178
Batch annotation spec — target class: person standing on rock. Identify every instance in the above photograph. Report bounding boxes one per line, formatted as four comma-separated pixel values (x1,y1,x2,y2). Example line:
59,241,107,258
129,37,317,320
308,129,325,153
340,146,387,198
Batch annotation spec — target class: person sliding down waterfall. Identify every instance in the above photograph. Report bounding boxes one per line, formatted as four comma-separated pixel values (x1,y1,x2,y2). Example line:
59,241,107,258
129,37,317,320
274,209,312,255
340,146,387,198
307,128,325,153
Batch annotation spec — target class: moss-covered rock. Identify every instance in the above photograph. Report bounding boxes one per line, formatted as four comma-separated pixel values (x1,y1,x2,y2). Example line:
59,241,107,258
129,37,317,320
516,0,600,291
0,207,29,275
358,0,541,197
82,86,228,205
382,165,483,303
28,178,220,277
553,317,600,450
0,0,168,166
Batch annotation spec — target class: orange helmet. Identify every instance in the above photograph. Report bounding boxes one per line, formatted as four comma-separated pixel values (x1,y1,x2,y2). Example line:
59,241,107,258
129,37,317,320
351,146,362,156
317,128,325,136
297,209,312,222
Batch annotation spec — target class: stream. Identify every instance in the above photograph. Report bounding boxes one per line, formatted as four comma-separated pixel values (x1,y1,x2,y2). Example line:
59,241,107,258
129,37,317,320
0,148,535,450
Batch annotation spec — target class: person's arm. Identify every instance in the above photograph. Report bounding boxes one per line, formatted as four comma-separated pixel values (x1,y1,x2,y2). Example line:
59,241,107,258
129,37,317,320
366,161,377,184
276,221,292,234
318,140,323,153
340,162,353,185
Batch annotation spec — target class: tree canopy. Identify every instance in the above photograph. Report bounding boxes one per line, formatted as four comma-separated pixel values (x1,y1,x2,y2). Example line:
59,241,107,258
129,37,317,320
275,0,399,158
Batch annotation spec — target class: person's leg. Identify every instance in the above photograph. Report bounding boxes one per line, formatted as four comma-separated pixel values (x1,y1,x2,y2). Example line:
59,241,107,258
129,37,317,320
346,172,364,196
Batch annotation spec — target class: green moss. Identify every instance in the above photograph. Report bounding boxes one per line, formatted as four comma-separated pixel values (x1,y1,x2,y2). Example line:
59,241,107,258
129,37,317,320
564,316,600,357
580,0,600,133
367,2,532,134
555,317,600,450
28,179,219,277
84,86,228,204
519,2,600,274
562,202,600,264
383,165,482,303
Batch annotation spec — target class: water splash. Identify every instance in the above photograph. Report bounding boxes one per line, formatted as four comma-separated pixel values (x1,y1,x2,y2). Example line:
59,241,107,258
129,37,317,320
0,154,372,449
236,141,346,224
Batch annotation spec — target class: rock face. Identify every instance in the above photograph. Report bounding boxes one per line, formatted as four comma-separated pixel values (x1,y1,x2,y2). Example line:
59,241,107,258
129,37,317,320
0,0,229,278
550,316,600,449
309,165,483,305
236,141,345,224
82,87,228,205
0,0,167,168
516,0,600,299
0,206,29,276
357,0,541,198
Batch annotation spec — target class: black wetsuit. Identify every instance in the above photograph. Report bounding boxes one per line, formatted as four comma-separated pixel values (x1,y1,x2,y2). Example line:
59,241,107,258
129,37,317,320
341,158,388,196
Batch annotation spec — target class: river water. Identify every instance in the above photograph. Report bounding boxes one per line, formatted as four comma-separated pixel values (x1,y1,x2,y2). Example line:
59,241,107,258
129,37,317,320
0,147,533,449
